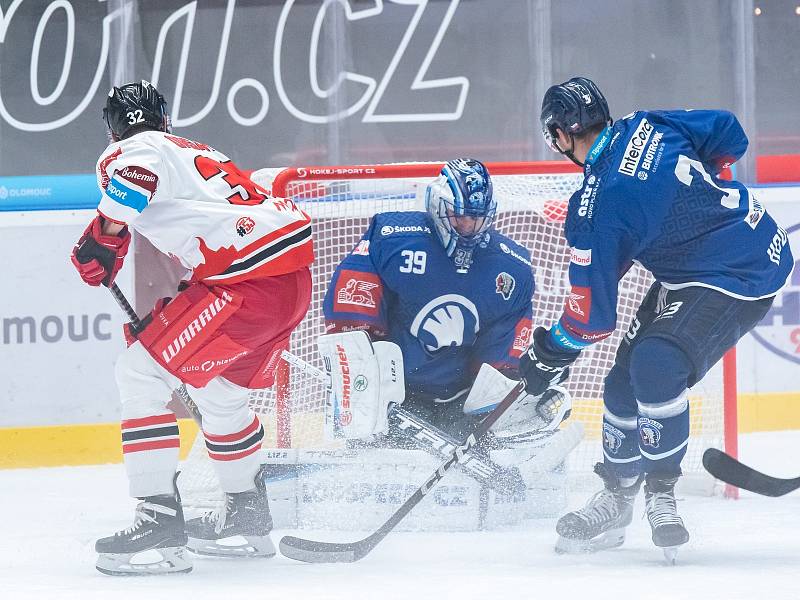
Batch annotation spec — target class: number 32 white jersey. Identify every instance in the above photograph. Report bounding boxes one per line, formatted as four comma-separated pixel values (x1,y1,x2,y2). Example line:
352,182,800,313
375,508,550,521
95,130,313,285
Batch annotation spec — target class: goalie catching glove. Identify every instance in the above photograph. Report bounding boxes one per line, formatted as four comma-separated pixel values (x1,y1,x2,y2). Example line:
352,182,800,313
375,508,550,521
463,363,572,436
317,331,405,439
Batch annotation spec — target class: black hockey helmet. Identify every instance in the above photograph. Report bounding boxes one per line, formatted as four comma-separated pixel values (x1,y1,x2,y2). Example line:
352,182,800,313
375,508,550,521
540,76,611,154
103,80,171,141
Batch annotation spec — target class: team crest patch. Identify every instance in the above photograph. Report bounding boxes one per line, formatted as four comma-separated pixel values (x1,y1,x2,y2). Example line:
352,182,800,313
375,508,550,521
639,417,663,448
495,272,515,300
603,422,625,455
236,216,255,236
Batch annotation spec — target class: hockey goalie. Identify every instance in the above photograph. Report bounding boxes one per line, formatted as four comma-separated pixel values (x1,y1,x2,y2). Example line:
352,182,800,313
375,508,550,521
257,159,583,531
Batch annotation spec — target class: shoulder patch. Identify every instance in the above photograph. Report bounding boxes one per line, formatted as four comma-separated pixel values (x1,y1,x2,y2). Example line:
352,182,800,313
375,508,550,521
352,240,371,256
118,165,159,195
98,147,122,190
105,164,159,213
495,272,516,300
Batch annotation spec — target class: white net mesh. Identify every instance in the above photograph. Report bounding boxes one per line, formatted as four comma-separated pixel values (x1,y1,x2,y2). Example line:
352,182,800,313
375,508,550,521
179,162,731,507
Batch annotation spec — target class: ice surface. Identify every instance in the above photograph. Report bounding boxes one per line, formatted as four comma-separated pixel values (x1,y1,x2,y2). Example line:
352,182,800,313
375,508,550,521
1,431,799,600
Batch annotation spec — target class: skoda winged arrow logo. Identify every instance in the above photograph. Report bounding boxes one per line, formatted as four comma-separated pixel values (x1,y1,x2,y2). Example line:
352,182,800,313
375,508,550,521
409,294,480,353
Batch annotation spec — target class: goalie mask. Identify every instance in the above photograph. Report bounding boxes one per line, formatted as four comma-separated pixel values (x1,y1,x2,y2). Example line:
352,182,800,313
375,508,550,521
103,80,171,142
425,158,496,273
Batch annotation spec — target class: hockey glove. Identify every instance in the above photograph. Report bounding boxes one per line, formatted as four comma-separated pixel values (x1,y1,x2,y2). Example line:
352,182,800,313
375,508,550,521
518,327,580,397
71,216,130,287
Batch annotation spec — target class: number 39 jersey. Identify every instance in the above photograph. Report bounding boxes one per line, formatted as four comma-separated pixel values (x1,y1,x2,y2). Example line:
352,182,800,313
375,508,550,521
552,109,794,352
95,130,313,284
322,212,534,399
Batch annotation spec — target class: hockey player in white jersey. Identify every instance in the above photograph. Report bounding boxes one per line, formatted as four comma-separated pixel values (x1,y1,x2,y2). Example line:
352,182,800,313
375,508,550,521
71,81,314,575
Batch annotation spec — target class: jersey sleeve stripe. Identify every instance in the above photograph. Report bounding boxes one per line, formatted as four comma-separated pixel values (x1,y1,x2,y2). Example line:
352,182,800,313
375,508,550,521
104,175,150,213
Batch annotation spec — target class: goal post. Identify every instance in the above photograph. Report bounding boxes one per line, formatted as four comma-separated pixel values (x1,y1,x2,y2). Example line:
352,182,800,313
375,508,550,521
179,160,739,505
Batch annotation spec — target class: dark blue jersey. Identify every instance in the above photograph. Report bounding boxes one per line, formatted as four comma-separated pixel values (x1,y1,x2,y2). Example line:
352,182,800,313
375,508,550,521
323,211,534,399
551,110,793,352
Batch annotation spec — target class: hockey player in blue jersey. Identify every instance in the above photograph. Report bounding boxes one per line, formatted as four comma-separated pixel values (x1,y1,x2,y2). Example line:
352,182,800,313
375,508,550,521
322,159,554,440
519,77,793,561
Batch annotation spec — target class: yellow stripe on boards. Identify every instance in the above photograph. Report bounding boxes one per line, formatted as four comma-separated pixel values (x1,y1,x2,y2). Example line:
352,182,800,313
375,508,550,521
0,418,200,469
0,392,799,468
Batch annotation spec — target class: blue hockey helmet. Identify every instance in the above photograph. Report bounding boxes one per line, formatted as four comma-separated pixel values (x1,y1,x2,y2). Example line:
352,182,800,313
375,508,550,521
103,80,171,141
540,76,611,157
425,158,496,261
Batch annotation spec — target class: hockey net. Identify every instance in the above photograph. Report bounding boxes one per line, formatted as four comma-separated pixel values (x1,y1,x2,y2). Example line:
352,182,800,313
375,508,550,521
179,161,737,507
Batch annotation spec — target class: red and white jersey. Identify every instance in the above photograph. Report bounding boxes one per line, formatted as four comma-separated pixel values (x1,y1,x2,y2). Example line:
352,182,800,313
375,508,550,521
95,130,313,284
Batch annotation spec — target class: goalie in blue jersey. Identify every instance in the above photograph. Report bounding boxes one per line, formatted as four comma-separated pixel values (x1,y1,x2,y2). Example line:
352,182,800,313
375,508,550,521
519,77,794,561
321,159,568,445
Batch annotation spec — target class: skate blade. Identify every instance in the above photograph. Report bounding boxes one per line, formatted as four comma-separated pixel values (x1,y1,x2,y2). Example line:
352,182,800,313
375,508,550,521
187,534,276,558
96,546,192,576
555,529,626,555
662,546,680,565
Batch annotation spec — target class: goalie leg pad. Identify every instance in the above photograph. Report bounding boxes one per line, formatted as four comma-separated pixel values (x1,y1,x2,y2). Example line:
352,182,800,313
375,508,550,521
317,331,405,439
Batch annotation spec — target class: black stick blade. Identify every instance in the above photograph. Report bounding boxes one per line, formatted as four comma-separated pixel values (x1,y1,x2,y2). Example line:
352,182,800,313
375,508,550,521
279,536,363,563
703,448,800,497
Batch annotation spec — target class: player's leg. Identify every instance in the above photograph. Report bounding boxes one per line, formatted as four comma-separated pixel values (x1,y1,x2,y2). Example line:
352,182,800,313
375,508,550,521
630,285,774,560
628,336,693,557
183,377,275,558
95,341,191,576
181,271,312,558
555,365,643,554
554,285,660,555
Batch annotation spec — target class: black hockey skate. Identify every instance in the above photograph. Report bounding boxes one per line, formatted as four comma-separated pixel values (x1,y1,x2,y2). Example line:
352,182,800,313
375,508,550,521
555,463,641,554
95,487,191,576
185,465,275,558
644,473,689,564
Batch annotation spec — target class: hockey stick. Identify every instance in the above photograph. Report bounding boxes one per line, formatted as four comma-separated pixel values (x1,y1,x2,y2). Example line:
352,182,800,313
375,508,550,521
107,283,203,424
702,448,800,497
279,380,526,563
278,349,527,497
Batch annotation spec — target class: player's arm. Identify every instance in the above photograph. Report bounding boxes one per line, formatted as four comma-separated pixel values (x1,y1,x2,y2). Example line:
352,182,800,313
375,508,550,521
659,109,748,172
520,228,638,396
71,142,164,287
322,217,389,338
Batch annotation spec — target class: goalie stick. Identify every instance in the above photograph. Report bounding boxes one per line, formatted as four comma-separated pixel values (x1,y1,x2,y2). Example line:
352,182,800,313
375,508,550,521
279,380,526,563
703,448,800,497
278,349,528,497
108,283,202,424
